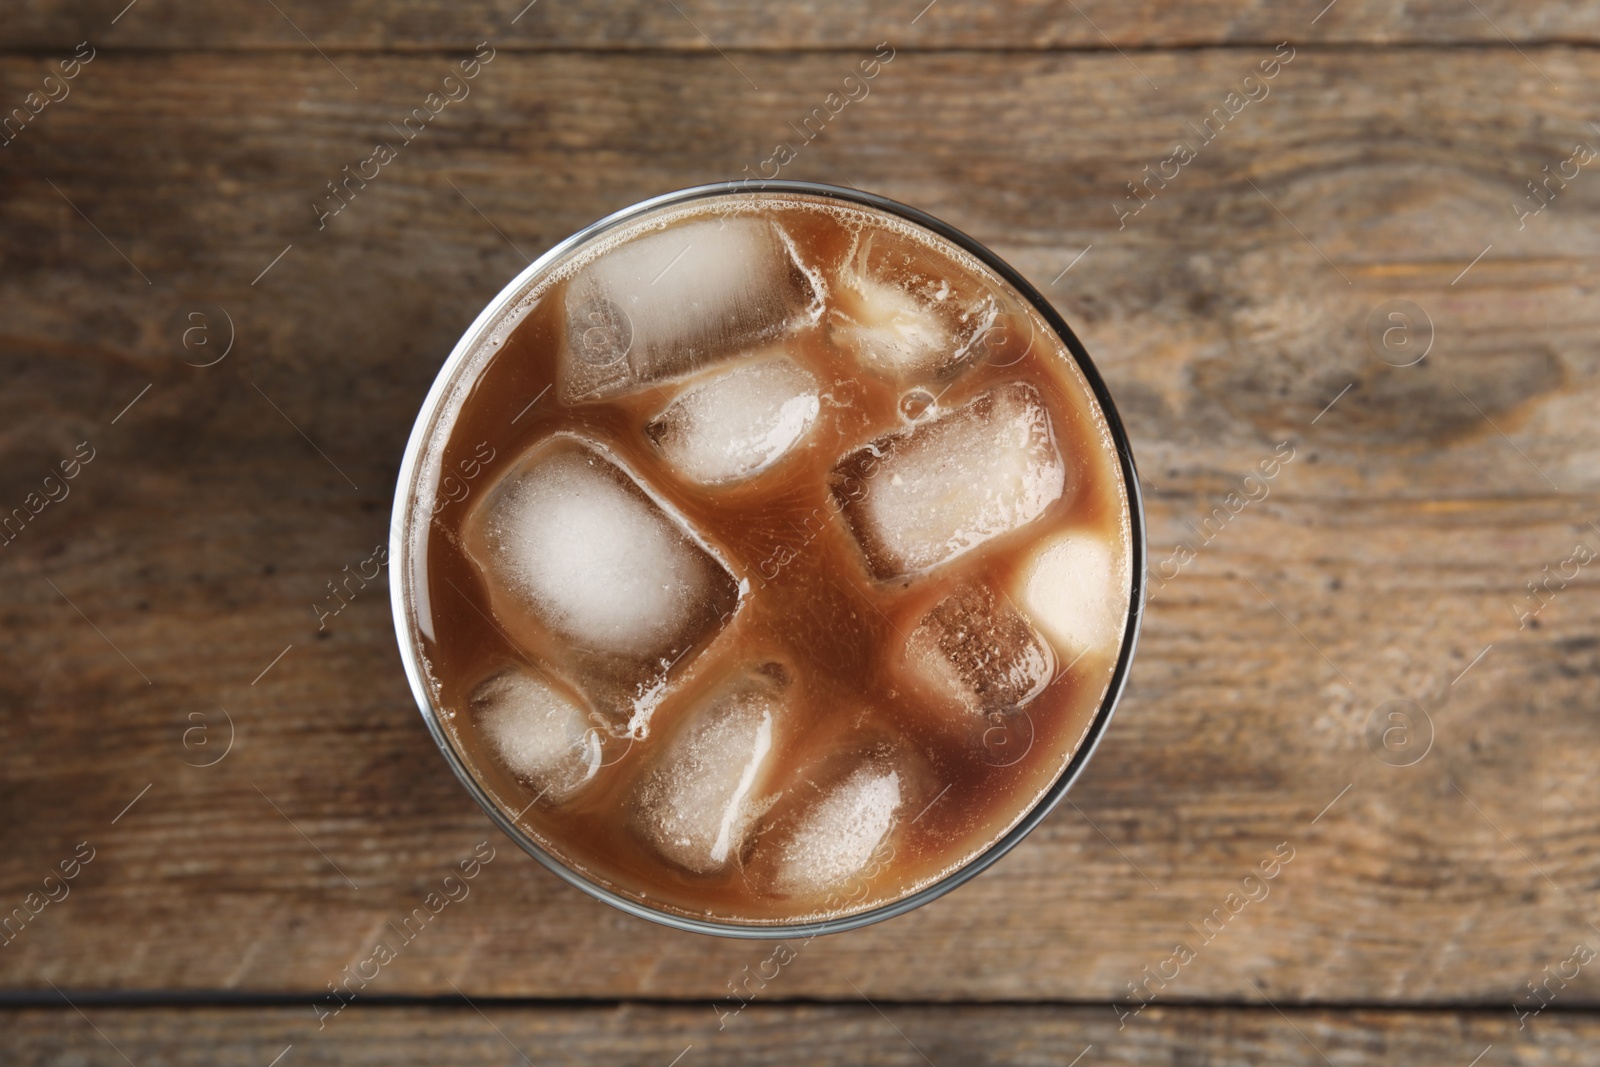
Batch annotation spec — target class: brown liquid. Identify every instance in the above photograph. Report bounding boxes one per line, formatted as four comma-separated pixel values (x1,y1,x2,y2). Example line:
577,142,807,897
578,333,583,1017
403,193,1132,925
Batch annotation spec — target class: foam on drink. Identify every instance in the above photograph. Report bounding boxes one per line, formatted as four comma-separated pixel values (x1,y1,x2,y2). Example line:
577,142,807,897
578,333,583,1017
403,191,1134,925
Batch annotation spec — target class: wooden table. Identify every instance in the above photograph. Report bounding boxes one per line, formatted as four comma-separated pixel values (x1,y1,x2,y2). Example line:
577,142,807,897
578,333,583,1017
3,2,1598,1062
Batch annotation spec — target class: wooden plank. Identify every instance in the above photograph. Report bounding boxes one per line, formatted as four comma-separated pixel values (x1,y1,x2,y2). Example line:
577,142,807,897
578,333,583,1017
5,0,1599,51
0,1004,1592,1064
0,46,1597,1002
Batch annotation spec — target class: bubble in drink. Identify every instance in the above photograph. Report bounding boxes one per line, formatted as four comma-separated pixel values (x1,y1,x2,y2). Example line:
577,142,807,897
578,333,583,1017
830,230,1001,381
831,381,1067,580
472,669,603,801
646,355,820,486
631,670,784,874
463,436,741,730
561,218,824,402
905,584,1055,718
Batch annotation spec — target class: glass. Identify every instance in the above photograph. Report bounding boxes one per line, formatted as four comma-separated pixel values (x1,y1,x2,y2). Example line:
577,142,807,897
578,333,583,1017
389,181,1146,937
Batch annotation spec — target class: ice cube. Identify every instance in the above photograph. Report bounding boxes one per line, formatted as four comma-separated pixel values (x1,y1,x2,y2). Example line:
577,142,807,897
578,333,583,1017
562,217,824,402
467,437,739,657
831,381,1067,579
463,436,742,731
905,583,1055,717
647,356,820,486
767,762,903,897
631,672,784,873
829,230,1001,382
472,669,603,802
1016,530,1130,662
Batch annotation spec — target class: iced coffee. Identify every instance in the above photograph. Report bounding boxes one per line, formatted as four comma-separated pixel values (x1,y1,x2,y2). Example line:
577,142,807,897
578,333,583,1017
396,188,1136,926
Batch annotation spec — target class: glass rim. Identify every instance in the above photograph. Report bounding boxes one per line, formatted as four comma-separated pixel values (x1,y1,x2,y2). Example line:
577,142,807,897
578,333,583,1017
389,179,1148,939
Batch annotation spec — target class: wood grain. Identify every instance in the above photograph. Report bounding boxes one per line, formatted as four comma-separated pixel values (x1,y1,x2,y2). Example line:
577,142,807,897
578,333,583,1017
6,0,1599,50
0,1003,1593,1065
0,45,1597,1007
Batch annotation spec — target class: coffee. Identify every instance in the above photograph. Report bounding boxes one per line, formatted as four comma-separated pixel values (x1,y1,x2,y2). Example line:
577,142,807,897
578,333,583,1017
399,190,1135,926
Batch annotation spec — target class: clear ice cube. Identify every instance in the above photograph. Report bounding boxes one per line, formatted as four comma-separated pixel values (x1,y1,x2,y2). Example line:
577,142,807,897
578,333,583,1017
1016,530,1130,663
463,436,742,732
829,229,1002,382
766,761,903,898
472,669,603,802
830,381,1067,579
646,355,820,486
562,217,824,402
905,583,1055,717
631,670,784,874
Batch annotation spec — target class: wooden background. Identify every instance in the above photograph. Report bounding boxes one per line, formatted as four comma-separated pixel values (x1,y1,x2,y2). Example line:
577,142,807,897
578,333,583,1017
2,0,1598,1062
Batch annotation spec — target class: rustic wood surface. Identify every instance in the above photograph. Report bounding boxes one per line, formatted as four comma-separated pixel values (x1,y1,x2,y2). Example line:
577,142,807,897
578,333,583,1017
7,0,1600,49
2,2,1598,1061
1,1004,1596,1066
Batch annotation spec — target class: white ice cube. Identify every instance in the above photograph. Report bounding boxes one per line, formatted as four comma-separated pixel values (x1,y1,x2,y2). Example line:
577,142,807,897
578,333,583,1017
830,231,1000,382
832,273,952,376
472,669,602,802
466,437,740,660
771,764,902,897
905,583,1055,717
562,217,824,402
831,381,1067,579
1016,530,1130,662
632,674,781,873
647,356,820,486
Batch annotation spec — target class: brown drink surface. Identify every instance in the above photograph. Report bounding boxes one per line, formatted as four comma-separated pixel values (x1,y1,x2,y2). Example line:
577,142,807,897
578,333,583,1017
403,192,1133,924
